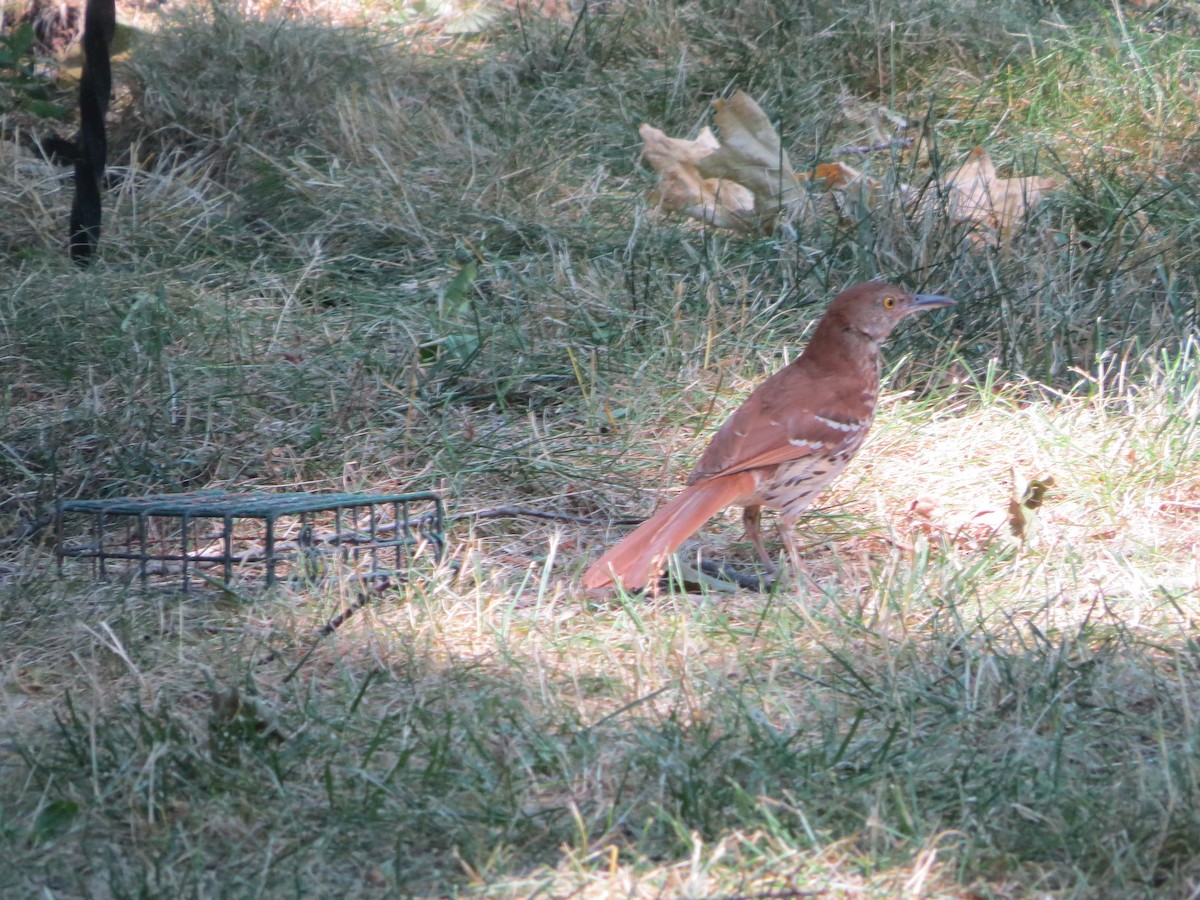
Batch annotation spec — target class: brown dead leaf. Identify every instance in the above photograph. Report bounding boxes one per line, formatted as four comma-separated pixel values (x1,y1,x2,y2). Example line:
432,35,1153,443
695,91,806,225
638,123,757,231
1008,473,1055,543
907,495,942,521
942,146,1057,235
639,123,720,169
813,161,873,190
637,92,809,233
637,93,1057,240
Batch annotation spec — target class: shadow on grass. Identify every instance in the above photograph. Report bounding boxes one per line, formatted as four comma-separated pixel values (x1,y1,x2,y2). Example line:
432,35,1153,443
3,568,1198,896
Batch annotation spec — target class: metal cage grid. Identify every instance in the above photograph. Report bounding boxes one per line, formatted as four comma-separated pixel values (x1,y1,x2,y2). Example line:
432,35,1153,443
56,490,445,591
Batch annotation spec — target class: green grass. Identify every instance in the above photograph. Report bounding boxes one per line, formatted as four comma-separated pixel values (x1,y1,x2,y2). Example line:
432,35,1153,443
3,0,1200,895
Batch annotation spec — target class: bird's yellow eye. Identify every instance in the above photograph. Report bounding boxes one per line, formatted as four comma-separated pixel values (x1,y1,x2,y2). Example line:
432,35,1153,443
883,296,896,309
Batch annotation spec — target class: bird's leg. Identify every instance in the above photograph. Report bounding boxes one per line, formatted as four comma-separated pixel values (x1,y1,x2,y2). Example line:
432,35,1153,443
778,518,818,590
742,504,777,570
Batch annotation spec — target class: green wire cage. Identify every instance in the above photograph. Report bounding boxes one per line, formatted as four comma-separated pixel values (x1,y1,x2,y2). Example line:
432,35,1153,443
56,490,445,591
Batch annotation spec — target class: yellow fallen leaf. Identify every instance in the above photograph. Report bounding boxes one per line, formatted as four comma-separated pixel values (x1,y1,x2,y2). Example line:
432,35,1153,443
638,123,756,231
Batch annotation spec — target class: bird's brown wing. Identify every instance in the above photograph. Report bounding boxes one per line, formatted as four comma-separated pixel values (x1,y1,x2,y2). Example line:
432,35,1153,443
689,366,872,482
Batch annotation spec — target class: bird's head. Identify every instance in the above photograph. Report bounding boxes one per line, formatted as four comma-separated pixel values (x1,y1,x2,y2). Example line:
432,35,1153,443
826,281,955,344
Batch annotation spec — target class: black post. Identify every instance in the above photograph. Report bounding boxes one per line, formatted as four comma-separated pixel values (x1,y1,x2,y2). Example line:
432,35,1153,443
68,0,116,263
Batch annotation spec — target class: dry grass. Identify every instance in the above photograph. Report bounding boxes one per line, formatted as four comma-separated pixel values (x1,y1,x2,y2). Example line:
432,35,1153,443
3,0,1200,896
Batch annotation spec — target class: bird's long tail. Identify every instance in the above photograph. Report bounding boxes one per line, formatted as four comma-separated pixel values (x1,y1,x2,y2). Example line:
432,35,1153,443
582,472,757,591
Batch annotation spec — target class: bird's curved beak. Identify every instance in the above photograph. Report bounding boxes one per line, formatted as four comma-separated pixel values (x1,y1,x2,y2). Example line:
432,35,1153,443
910,293,956,310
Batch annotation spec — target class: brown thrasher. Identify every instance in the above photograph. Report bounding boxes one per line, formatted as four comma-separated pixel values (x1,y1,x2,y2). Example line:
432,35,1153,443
582,281,954,592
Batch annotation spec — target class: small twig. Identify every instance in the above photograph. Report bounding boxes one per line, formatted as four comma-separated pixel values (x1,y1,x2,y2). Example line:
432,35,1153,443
832,136,914,155
202,625,273,636
702,891,824,900
257,576,392,678
451,505,642,526
582,685,672,732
